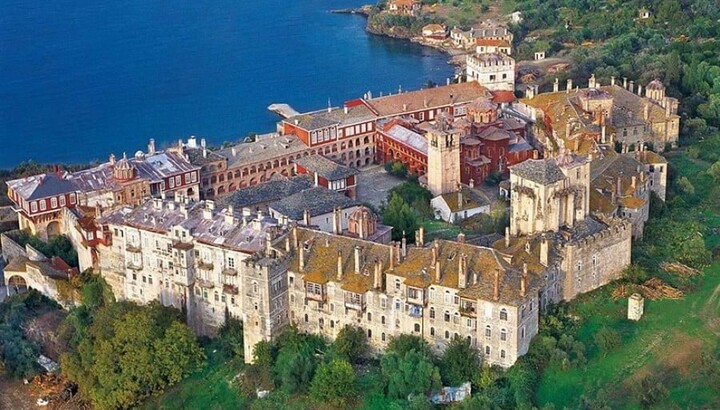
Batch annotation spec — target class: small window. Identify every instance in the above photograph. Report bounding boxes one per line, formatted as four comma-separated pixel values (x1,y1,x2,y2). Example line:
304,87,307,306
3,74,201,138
430,327,435,336
501,350,506,359
381,315,386,325
485,326,491,338
414,323,420,332
485,346,490,355
500,309,508,321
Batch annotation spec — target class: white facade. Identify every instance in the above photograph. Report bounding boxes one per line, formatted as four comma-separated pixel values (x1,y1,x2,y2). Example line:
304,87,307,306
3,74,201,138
466,53,516,91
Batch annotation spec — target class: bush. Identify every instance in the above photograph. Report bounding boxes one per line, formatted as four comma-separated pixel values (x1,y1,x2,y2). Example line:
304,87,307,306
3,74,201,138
593,327,622,357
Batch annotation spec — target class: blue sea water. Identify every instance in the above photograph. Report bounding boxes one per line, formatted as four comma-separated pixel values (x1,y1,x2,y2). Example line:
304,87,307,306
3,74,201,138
0,0,455,168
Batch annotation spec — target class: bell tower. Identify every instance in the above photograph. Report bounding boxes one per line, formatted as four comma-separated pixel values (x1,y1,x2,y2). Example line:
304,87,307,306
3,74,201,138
427,122,461,196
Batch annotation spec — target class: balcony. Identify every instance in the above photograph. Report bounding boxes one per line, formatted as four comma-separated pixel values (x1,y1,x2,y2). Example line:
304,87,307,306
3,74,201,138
407,304,423,318
223,284,239,295
198,260,214,270
306,292,326,303
126,243,142,253
344,301,366,311
459,301,477,318
126,261,143,271
222,267,237,276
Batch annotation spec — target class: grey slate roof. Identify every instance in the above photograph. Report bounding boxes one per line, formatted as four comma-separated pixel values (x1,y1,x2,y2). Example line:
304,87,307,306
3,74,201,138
269,187,359,220
7,172,78,201
224,176,314,209
510,159,566,185
294,156,358,181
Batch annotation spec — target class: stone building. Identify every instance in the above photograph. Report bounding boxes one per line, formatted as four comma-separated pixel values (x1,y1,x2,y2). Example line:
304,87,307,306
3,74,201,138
516,76,680,154
294,155,359,199
427,117,462,196
466,53,516,91
94,197,285,336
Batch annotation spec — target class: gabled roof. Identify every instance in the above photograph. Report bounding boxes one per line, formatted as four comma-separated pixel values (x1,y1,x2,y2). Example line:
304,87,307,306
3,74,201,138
436,186,490,213
224,175,314,209
7,172,78,201
295,155,359,181
363,82,490,117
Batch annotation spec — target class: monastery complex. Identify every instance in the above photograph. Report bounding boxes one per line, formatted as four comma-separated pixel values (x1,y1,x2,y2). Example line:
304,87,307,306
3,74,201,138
3,66,676,367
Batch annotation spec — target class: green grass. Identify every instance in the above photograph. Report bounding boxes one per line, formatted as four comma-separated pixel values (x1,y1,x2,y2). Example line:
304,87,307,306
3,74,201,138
421,219,461,241
536,264,720,408
140,342,248,410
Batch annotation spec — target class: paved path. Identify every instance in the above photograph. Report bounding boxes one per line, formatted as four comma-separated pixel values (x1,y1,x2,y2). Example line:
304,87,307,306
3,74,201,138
356,165,405,208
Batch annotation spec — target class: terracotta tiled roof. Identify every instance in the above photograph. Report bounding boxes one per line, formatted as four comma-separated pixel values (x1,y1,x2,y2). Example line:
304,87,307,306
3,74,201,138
365,82,490,117
475,38,511,47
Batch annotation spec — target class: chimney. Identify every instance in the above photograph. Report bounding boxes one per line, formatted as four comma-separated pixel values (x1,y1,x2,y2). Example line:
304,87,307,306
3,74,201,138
540,234,549,267
224,205,234,225
520,263,528,297
616,176,622,196
299,244,305,270
109,153,116,165
265,232,273,256
566,79,573,93
403,103,408,111
337,251,343,281
458,254,467,289
389,244,395,270
178,139,183,150
527,85,535,99
473,272,478,285
354,246,361,274
203,147,207,158
148,138,156,155
457,189,463,210
643,103,649,122
566,122,571,137
637,84,642,96
469,178,475,188
231,147,237,157
94,202,102,218
201,138,206,148
589,74,596,88
629,80,634,93
344,106,348,114
601,125,607,143
396,241,402,263
285,236,291,253
623,77,628,89
332,207,340,234
631,175,636,191
457,232,465,243
303,209,311,226
533,150,539,159
505,226,511,247
416,226,425,247
446,77,451,86
401,234,407,257
292,224,299,249
611,76,616,86
553,78,559,93
493,271,500,301
374,259,383,289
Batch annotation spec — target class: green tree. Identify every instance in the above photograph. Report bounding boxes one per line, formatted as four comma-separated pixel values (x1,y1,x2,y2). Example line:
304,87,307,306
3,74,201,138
383,193,419,241
593,327,622,357
622,263,648,284
708,160,720,183
387,334,430,357
330,325,369,364
217,314,244,359
309,359,357,407
440,336,481,386
381,349,441,400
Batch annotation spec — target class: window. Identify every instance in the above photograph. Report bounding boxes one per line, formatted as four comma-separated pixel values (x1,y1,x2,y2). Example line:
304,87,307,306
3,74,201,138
429,307,435,319
319,318,324,329
395,300,401,311
175,175,181,186
50,197,57,208
430,327,435,336
444,311,450,322
501,329,507,341
381,315,386,325
521,327,526,339
69,194,76,204
485,326,491,338
485,346,491,355
414,323,420,332
382,333,386,341
214,292,219,302
59,196,66,207
39,201,46,211
228,257,235,268
148,275,153,285
395,279,401,290
304,314,308,323
231,296,236,305
367,312,372,322
31,202,37,212
444,291,451,303
367,329,372,339
501,350,506,359
500,309,508,321
330,320,335,328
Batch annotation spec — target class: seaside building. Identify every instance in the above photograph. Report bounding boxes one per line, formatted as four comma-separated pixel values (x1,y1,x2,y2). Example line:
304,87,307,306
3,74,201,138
450,21,514,50
387,0,421,16
422,24,448,41
475,39,512,56
466,52,516,91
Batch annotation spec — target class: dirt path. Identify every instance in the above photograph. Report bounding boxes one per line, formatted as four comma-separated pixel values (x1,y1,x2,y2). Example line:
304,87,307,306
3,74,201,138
701,281,720,336
0,377,38,410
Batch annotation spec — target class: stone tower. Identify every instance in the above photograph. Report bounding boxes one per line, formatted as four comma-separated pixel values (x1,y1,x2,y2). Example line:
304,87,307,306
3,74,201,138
427,119,461,197
628,293,644,321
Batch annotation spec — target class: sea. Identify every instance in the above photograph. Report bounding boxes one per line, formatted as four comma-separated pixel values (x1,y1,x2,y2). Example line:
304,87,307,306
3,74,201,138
0,0,455,168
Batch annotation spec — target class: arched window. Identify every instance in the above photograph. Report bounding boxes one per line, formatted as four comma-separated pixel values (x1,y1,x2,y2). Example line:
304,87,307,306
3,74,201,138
319,318,324,329
485,325,491,338
445,331,450,339
444,311,450,322
367,329,372,338
382,333,386,341
367,312,372,322
430,327,435,336
500,308,508,321
485,346,491,355
501,350,506,359
414,323,420,332
381,316,386,325
304,314,308,323
429,307,435,319
252,281,258,294
501,328,507,341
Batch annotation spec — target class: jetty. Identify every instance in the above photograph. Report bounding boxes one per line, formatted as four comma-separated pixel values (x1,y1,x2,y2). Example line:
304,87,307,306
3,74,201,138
268,103,300,119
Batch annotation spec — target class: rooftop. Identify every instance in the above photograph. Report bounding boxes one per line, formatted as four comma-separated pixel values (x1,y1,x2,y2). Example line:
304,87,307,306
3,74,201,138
510,158,566,185
382,123,429,154
436,186,490,213
217,133,309,168
7,172,77,201
363,82,490,117
286,104,377,131
222,175,314,210
294,155,359,181
269,187,359,220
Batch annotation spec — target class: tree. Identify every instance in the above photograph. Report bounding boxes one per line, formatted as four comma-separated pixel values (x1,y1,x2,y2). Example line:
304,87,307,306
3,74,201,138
309,359,357,407
381,349,441,400
330,325,369,364
387,334,430,357
440,336,481,386
217,314,244,359
708,160,720,183
638,375,668,408
383,193,419,241
593,327,621,357
621,263,648,284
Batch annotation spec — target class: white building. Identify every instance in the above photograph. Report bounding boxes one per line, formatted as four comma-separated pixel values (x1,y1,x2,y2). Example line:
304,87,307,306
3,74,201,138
466,53,516,91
